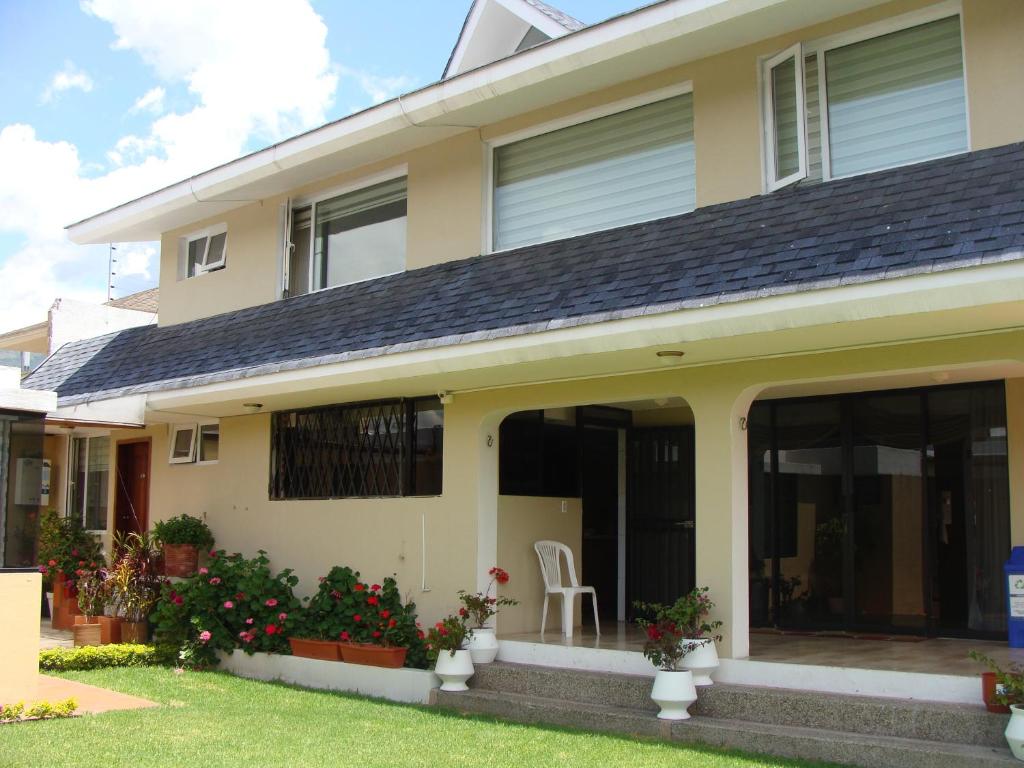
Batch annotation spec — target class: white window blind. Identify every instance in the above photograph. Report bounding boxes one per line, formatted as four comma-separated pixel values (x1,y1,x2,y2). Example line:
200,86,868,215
493,94,695,251
763,43,807,190
825,16,966,178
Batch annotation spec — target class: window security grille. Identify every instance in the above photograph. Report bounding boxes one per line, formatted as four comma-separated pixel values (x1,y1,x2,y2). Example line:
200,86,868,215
269,397,441,500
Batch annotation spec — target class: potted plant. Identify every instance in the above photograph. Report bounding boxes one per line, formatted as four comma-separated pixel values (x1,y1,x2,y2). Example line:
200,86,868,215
109,532,162,643
72,567,106,647
153,514,214,577
458,566,518,664
970,651,1024,759
635,586,723,687
36,509,102,630
634,613,699,720
427,614,473,691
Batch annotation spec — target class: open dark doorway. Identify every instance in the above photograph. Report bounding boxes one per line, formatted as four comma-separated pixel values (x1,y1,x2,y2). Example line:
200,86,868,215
627,426,695,616
580,425,621,622
115,440,150,540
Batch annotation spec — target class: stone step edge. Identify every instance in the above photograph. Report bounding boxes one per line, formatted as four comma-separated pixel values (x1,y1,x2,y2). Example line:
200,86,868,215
474,660,989,713
436,688,1017,768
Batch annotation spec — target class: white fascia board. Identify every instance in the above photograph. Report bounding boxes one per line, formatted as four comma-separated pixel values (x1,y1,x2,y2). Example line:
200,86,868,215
144,262,1024,412
0,387,57,414
49,394,146,427
493,0,576,38
69,0,894,245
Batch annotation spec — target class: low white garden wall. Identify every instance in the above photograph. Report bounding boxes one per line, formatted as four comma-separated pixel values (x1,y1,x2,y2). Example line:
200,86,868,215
217,650,439,704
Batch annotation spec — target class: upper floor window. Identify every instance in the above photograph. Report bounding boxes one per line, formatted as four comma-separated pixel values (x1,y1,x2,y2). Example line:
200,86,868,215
762,13,967,189
287,176,407,297
491,91,695,252
269,396,443,499
182,224,227,278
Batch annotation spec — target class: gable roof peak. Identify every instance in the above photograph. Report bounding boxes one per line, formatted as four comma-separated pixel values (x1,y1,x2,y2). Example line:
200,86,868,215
444,0,585,79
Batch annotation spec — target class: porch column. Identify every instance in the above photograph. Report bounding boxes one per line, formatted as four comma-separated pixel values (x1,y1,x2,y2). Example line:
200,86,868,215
688,384,755,659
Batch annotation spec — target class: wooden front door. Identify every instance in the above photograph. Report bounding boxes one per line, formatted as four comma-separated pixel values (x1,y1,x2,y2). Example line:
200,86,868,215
115,440,150,538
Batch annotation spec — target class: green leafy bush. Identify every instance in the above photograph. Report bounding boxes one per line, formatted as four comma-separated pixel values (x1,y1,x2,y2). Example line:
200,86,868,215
152,549,302,668
0,698,77,723
36,508,103,592
153,514,214,549
299,566,428,669
38,643,165,671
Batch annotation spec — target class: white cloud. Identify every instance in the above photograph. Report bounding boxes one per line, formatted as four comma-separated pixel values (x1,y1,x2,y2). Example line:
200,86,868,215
0,0,348,333
341,66,415,105
41,60,94,103
128,86,165,116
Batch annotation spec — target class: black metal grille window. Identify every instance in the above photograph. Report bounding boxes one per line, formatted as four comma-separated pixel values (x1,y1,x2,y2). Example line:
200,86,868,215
270,397,443,499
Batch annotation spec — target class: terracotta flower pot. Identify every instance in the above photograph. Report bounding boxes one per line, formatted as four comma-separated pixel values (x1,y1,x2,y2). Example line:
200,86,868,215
288,637,343,661
72,623,102,647
121,620,149,644
163,544,199,577
339,642,407,669
74,615,100,625
99,616,122,644
983,671,1012,714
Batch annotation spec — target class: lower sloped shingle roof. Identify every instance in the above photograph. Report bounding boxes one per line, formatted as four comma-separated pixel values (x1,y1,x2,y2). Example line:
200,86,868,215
24,142,1024,405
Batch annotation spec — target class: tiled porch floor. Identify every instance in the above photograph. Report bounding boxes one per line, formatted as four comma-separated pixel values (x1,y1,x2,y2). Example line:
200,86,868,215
499,622,1024,677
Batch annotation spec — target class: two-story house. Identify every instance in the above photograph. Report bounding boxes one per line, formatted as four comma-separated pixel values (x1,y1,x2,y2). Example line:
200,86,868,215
21,0,1024,715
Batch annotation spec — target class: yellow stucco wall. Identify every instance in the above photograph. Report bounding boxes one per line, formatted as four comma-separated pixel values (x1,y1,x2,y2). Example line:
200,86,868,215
155,0,1024,328
0,572,40,705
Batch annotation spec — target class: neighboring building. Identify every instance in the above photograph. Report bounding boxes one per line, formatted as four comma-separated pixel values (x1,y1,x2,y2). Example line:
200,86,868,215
19,0,1024,702
0,289,157,567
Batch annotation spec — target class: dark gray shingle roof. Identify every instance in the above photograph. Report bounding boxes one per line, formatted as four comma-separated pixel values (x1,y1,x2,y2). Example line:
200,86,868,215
24,142,1024,405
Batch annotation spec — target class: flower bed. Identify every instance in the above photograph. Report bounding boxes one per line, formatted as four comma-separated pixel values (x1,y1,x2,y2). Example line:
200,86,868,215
217,650,438,705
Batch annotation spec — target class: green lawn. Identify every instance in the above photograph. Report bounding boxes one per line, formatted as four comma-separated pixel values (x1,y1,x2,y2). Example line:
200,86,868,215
2,668,834,768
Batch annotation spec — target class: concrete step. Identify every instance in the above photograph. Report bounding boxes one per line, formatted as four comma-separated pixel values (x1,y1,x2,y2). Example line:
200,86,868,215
436,687,1017,768
470,661,1007,748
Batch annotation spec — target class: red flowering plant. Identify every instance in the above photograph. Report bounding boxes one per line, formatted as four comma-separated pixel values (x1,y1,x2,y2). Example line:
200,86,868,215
424,614,469,662
457,566,519,629
634,587,723,671
152,549,301,668
297,566,428,668
36,508,103,595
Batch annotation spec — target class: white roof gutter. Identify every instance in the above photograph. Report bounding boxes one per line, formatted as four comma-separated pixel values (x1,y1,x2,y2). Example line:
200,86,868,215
66,0,887,244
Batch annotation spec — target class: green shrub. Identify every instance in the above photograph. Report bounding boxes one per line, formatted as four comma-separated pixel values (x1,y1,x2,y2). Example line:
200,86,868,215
0,698,77,723
38,643,162,671
152,550,301,668
152,514,214,549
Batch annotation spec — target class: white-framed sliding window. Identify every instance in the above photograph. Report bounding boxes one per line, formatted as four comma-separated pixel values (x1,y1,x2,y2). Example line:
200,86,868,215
286,170,408,297
761,43,807,191
68,436,110,532
761,3,968,189
168,424,197,464
181,223,227,279
486,84,696,253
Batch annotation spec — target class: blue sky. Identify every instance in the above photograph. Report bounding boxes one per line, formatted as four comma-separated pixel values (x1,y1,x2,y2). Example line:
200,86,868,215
0,0,637,333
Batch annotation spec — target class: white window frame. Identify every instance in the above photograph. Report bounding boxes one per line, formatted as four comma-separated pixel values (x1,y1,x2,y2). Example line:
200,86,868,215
286,165,408,297
196,422,220,465
168,424,198,464
181,223,228,279
482,82,694,255
68,435,109,533
763,0,967,188
761,42,807,192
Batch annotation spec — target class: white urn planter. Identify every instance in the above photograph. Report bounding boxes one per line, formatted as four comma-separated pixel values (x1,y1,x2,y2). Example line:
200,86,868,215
45,592,54,620
1006,704,1024,760
435,649,475,692
682,638,719,686
650,670,698,720
467,627,500,664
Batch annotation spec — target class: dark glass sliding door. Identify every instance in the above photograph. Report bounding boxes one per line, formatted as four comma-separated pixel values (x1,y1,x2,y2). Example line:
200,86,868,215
748,381,1010,639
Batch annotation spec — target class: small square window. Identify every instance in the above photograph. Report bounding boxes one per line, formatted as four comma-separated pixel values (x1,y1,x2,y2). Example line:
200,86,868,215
183,225,227,278
198,424,219,464
169,424,197,464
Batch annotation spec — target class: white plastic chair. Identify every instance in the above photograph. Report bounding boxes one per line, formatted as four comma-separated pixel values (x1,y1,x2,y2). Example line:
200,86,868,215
534,540,600,637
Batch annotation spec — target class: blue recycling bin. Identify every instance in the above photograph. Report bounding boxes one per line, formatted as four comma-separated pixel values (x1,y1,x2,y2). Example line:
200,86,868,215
1005,547,1024,647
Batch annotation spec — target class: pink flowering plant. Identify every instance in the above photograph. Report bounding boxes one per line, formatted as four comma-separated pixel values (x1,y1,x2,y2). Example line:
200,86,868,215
296,566,428,668
152,549,301,668
633,586,723,671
